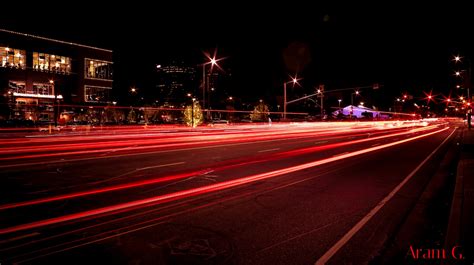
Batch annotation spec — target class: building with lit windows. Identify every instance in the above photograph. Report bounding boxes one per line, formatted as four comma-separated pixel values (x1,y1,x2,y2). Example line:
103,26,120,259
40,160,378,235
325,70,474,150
154,62,197,105
0,29,113,122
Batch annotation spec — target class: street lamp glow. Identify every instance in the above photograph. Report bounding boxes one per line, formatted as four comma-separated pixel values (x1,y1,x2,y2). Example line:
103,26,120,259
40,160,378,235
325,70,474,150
355,91,360,95
338,99,342,103
131,88,137,93
456,85,461,89
455,71,461,76
454,55,461,62
317,89,321,94
460,96,464,100
228,96,233,100
396,98,400,102
210,58,217,65
292,78,297,84
49,80,54,84
360,102,364,106
187,93,192,97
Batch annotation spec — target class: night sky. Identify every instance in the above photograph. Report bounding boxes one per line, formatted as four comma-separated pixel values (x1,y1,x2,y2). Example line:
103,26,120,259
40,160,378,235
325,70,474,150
1,4,473,110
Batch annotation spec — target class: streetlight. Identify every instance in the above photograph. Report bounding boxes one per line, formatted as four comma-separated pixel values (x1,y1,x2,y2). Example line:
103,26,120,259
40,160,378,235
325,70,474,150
338,99,342,109
283,76,299,119
50,79,61,127
453,54,471,102
351,90,360,105
202,51,224,121
360,101,364,106
191,98,196,128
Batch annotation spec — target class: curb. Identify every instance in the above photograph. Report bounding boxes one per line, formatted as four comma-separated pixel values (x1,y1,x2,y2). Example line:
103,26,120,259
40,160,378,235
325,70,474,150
445,159,464,249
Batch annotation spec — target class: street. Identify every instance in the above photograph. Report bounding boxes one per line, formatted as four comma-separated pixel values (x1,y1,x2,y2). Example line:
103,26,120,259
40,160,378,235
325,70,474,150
0,120,462,264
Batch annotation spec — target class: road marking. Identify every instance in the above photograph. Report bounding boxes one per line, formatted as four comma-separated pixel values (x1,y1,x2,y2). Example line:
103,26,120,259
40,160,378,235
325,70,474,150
314,128,456,265
371,143,381,147
135,162,185,171
314,141,328,145
0,232,40,244
258,148,280,153
87,162,186,185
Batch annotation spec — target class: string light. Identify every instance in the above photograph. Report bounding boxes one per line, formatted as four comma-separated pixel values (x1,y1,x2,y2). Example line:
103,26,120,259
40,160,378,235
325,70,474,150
0,28,112,53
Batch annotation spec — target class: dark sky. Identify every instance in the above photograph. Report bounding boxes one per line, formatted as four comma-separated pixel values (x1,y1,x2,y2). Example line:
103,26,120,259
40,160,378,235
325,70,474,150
1,3,473,109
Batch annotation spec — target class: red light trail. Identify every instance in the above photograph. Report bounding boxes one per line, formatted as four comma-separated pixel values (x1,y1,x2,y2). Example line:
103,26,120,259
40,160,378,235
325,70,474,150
0,126,450,235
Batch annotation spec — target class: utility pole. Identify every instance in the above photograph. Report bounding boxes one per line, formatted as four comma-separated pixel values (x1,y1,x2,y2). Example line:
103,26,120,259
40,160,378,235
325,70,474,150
283,82,287,120
319,84,324,120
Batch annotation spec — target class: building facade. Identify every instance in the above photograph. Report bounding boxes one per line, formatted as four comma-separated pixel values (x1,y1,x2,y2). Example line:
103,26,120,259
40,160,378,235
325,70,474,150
0,29,113,123
154,62,197,105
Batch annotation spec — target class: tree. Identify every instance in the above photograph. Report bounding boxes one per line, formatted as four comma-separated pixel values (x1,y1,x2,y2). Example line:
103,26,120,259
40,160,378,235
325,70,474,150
250,102,269,122
127,108,137,123
183,101,203,127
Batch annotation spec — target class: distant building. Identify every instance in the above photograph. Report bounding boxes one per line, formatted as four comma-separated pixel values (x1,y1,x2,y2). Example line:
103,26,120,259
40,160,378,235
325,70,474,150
206,67,232,110
0,29,113,122
154,62,196,105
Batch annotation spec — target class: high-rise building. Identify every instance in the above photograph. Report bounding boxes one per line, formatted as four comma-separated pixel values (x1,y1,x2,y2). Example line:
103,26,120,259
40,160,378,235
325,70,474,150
154,62,196,105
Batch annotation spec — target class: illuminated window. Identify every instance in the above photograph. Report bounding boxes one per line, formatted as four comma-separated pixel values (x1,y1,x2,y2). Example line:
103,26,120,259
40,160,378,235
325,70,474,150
1,47,26,69
8,81,26,93
33,83,54,95
84,85,112,103
85,58,113,80
33,52,71,73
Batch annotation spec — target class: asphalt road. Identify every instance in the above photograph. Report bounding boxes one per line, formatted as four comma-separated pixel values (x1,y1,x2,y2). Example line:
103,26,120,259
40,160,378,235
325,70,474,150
0,121,461,264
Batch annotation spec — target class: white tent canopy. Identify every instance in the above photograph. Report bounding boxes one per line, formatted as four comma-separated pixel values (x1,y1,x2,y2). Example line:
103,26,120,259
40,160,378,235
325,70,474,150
332,105,382,118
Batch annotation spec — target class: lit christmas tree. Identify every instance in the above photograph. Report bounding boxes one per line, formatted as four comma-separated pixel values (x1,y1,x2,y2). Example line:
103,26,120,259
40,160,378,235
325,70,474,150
250,102,269,121
183,101,203,127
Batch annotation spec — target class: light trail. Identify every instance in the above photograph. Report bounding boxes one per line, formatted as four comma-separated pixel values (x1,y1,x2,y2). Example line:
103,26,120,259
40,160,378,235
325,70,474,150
0,126,449,235
0,125,440,211
0,125,405,161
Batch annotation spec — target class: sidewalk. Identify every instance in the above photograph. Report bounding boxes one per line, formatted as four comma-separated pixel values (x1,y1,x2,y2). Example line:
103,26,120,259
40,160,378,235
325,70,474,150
446,125,474,261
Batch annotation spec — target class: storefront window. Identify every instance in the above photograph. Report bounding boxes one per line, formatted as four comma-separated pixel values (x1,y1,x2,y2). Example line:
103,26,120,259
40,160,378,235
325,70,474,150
85,59,113,80
1,47,26,69
84,85,112,103
8,81,26,93
33,83,54,95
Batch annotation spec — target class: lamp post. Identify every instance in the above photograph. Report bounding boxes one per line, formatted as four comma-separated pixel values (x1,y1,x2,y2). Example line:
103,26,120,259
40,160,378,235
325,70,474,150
338,99,342,110
192,98,196,128
454,55,471,104
351,90,360,106
283,77,298,120
50,79,59,127
202,55,219,121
